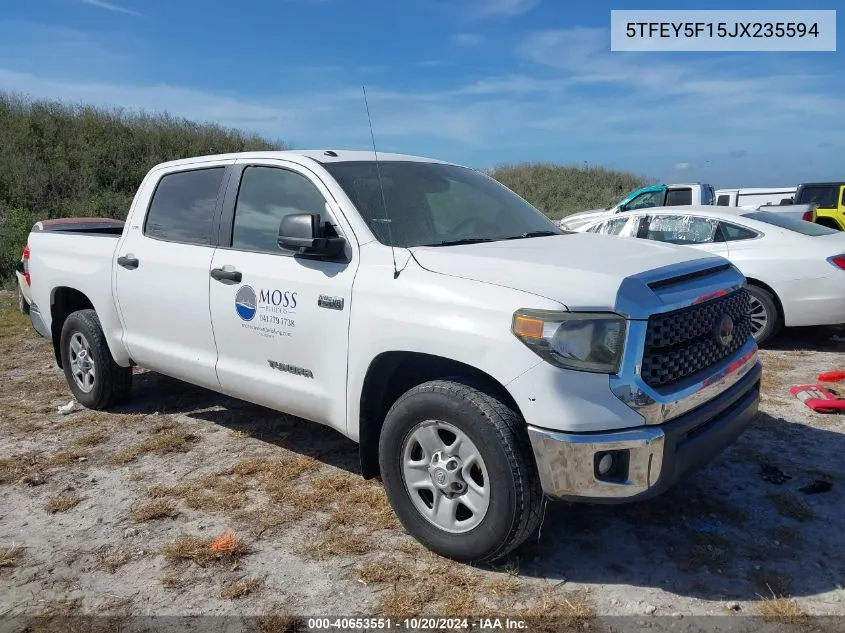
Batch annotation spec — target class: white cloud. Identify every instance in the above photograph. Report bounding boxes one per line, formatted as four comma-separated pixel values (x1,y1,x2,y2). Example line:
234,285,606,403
675,163,691,170
80,0,141,16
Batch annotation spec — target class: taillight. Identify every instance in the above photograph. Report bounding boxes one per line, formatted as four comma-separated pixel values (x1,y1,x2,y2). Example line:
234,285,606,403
21,245,30,286
802,210,814,222
829,255,845,270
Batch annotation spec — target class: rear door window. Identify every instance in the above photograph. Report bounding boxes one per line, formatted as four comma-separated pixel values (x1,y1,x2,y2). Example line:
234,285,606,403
719,222,760,241
643,214,720,244
144,167,226,245
665,188,693,206
716,195,731,206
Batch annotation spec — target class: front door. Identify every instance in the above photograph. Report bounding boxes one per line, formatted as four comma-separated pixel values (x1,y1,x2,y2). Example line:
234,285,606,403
115,163,231,390
208,159,358,431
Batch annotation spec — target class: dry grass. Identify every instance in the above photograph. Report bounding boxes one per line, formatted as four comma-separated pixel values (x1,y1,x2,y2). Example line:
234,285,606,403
0,545,25,569
130,499,180,523
161,574,183,589
110,429,199,465
303,526,372,560
489,574,521,596
0,454,37,484
755,584,809,625
678,533,731,572
221,577,262,600
234,508,299,538
44,492,83,514
759,352,797,393
332,485,399,530
356,557,413,584
74,431,109,447
768,491,816,522
161,535,251,568
255,609,304,633
96,546,133,574
148,474,248,512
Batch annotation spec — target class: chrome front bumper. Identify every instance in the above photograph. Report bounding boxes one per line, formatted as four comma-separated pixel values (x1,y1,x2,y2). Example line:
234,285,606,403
527,356,762,503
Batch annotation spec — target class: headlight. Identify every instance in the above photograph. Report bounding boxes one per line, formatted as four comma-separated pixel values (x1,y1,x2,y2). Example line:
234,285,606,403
511,309,627,373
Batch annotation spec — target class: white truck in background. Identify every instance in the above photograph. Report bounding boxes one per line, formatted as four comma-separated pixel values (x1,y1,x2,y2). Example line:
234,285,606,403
24,150,761,563
715,187,797,209
560,182,715,231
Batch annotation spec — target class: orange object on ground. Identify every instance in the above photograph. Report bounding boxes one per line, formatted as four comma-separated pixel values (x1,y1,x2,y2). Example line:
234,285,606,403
818,370,845,383
211,529,236,552
790,384,845,413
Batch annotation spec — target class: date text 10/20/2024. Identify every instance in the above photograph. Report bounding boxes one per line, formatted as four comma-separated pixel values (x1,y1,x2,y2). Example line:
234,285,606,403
307,617,528,630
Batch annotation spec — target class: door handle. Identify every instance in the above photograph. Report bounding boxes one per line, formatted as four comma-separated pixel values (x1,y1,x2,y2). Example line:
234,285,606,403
117,255,139,270
210,267,242,283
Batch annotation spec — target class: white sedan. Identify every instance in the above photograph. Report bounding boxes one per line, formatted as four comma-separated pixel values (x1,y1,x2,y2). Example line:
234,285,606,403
575,205,845,344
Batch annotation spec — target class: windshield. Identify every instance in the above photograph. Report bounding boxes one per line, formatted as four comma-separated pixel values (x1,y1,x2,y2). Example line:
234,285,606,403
322,161,560,247
742,211,839,236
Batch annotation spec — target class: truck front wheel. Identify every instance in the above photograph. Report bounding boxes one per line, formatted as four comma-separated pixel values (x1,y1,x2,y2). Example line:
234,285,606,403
378,379,543,563
59,309,133,410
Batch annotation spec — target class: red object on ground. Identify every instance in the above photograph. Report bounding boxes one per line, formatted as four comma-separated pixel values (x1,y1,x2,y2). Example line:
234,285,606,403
817,370,845,383
790,384,845,413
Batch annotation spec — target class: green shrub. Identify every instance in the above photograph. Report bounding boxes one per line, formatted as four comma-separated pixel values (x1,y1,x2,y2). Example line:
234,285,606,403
0,204,37,283
490,162,655,221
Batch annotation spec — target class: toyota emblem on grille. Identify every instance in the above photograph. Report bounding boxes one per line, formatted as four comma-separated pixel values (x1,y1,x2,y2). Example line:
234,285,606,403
713,313,734,347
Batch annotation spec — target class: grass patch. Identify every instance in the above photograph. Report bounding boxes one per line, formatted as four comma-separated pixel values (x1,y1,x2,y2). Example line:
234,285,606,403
96,546,133,574
75,431,109,447
148,474,248,512
678,533,731,572
130,500,180,523
110,429,199,465
161,574,183,589
332,485,399,530
356,557,413,584
221,577,262,600
0,545,25,569
489,574,521,596
750,571,793,598
161,534,251,568
44,492,82,513
256,609,304,633
768,491,816,522
304,527,372,560
755,587,809,625
234,508,299,539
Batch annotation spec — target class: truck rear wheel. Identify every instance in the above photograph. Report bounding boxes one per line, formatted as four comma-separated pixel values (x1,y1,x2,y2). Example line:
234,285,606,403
378,379,543,563
60,309,133,410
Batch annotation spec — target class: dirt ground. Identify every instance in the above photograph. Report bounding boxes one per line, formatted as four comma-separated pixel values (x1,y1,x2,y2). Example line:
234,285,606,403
1,291,844,633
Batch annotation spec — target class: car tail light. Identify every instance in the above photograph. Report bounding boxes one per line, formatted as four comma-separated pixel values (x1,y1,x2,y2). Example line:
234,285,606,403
21,245,31,286
802,210,814,222
829,255,845,270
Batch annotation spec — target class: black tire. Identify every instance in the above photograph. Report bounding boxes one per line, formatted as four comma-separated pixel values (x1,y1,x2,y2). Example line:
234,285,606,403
747,284,781,346
378,378,543,563
18,289,29,315
59,309,133,410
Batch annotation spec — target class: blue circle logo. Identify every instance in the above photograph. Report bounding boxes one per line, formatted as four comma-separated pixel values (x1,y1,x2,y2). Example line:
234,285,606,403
235,285,257,321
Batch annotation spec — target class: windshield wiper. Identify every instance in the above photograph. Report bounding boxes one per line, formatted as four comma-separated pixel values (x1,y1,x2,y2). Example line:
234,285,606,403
502,230,560,240
422,238,497,247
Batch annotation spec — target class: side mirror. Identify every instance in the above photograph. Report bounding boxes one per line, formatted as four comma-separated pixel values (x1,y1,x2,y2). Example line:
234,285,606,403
14,261,25,274
278,213,346,258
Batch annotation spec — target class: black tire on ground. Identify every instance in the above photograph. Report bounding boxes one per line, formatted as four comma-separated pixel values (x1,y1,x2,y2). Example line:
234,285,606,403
378,378,544,563
59,309,133,410
18,289,29,315
747,284,781,346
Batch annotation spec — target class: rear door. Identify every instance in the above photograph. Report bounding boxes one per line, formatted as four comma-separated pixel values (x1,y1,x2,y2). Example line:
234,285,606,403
114,162,232,390
207,159,358,431
664,187,693,206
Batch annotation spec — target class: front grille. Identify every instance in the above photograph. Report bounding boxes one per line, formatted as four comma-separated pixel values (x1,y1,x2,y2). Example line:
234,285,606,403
641,288,752,389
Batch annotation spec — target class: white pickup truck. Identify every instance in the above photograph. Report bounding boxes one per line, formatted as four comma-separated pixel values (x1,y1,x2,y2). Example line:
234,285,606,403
25,150,762,563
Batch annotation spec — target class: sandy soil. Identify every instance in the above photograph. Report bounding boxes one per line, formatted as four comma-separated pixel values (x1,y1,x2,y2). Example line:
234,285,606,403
1,292,843,633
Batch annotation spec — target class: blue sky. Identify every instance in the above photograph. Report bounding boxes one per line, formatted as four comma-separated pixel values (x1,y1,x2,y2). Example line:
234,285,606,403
0,0,842,187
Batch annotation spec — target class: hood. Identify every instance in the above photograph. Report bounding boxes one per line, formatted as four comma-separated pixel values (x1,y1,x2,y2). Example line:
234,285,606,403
411,233,726,312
